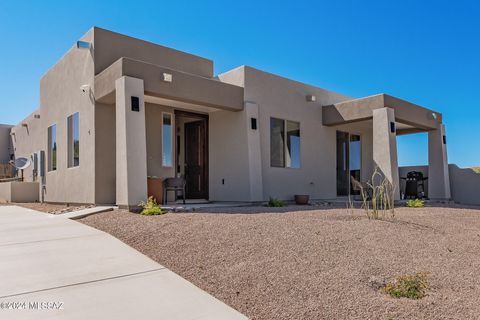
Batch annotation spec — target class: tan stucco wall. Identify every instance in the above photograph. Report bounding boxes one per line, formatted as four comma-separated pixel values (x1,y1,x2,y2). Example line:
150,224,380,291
94,103,116,204
10,111,42,182
93,27,213,78
0,124,13,163
209,108,252,201
0,182,39,202
40,29,96,203
12,29,98,204
448,165,480,205
233,66,353,200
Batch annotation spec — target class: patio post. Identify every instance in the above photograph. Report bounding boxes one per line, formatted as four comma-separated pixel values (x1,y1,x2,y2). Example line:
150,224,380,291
373,107,401,200
428,124,451,200
115,76,148,209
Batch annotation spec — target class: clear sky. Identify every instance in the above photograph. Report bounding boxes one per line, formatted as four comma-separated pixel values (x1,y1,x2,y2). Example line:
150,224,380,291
0,0,478,167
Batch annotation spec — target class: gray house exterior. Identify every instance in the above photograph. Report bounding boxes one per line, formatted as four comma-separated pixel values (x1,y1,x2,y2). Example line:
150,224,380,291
1,27,459,208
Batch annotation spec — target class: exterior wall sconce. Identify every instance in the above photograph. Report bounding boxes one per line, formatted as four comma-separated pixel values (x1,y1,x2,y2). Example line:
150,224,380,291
306,95,316,102
251,118,257,130
131,96,140,112
162,73,173,83
390,122,396,133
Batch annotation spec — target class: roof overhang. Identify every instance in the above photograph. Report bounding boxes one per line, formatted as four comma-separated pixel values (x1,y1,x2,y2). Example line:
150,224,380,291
322,94,442,133
94,57,244,111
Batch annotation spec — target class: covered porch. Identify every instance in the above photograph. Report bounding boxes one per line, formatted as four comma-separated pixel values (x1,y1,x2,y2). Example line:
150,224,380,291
94,58,245,209
323,94,451,201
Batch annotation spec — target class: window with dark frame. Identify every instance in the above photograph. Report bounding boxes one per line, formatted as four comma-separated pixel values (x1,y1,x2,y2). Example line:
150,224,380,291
270,117,300,168
67,112,80,167
48,124,57,171
162,113,173,167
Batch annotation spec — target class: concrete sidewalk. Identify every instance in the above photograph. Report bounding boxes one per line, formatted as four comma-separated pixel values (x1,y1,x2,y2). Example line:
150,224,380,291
0,206,247,320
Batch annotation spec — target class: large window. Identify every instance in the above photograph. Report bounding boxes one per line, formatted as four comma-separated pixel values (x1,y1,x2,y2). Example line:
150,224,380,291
162,113,173,167
48,124,57,171
270,117,300,168
68,112,80,167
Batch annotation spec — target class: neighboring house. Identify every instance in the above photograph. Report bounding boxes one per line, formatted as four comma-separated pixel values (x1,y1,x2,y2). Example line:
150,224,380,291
2,27,453,208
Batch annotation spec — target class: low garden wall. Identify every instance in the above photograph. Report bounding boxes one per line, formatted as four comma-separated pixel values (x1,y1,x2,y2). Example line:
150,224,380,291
0,181,39,203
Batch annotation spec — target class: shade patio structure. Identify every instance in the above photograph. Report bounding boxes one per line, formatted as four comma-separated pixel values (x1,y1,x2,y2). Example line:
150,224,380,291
323,94,450,200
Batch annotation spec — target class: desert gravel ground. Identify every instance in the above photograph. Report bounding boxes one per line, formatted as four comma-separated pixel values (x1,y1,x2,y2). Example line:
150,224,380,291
80,205,480,320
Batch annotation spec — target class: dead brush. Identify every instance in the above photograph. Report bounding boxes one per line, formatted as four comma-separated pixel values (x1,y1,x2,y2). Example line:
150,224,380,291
361,167,396,220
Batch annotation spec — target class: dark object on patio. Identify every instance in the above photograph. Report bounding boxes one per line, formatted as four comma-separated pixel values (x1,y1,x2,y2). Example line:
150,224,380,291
294,194,310,205
402,171,428,199
350,176,372,200
163,177,186,205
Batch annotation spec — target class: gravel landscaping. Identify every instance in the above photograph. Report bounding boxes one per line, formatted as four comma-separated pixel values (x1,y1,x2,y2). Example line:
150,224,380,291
80,205,480,320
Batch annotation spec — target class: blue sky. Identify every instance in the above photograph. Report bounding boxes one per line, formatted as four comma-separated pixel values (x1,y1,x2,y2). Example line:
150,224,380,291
0,0,478,167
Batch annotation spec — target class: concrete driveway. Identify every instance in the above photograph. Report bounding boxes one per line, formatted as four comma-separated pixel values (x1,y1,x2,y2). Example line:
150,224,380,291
0,206,247,319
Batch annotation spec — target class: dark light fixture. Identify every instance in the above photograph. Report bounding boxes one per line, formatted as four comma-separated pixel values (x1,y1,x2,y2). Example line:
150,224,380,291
251,118,257,130
131,96,140,112
390,122,396,133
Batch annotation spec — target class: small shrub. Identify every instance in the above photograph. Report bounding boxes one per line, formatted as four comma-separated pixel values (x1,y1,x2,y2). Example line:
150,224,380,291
267,197,285,207
384,272,428,299
406,198,424,208
139,196,165,215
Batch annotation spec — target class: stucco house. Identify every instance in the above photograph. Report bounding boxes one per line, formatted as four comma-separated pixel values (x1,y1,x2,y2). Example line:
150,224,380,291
1,27,455,209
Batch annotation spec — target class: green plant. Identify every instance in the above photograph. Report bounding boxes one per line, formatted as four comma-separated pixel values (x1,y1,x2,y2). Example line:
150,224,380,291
267,197,285,207
384,272,428,299
138,196,165,215
406,198,425,208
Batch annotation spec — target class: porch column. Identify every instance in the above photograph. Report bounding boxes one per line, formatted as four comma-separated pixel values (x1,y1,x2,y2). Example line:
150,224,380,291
245,102,264,201
115,76,148,209
428,124,451,199
372,107,400,200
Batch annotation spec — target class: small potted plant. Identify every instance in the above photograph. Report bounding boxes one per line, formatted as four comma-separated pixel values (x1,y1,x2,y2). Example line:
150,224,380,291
294,194,310,205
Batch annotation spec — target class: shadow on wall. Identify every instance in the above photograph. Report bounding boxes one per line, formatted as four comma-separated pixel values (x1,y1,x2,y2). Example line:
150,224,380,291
449,164,480,206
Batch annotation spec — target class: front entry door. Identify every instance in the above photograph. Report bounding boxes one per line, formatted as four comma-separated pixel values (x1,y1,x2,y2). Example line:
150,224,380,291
184,120,208,199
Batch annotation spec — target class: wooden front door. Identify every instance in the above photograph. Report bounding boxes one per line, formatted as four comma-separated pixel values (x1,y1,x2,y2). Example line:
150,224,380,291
184,120,208,199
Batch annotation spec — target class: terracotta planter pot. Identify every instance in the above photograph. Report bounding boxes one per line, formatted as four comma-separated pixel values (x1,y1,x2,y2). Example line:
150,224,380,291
294,194,310,205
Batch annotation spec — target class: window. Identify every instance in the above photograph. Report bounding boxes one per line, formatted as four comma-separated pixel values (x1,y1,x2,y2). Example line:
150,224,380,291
162,113,173,167
48,124,57,171
270,117,300,168
68,112,80,167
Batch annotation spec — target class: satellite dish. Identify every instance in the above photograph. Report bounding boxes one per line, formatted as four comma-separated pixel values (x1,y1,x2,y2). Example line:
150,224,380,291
10,157,31,170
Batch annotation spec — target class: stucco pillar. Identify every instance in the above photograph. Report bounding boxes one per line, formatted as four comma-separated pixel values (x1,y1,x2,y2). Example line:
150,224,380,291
373,107,400,200
115,76,148,208
428,124,450,199
245,102,264,201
